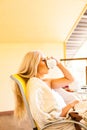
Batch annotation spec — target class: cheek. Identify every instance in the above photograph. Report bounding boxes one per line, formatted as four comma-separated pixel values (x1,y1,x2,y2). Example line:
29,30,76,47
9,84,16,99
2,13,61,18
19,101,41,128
37,62,48,72
38,62,45,69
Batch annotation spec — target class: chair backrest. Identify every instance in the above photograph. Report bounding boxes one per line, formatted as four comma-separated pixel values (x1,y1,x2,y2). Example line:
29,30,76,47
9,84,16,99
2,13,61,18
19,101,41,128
10,74,37,130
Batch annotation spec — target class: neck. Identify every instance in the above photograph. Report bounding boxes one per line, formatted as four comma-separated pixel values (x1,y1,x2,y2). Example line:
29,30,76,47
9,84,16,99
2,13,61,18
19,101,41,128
36,73,45,80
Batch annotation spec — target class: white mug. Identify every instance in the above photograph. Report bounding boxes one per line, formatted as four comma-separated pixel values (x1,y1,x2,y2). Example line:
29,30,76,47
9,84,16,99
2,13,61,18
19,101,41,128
47,59,56,69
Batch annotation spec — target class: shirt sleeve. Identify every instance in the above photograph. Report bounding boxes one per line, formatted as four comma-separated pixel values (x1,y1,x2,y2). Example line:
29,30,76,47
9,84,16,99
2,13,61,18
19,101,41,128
27,77,63,125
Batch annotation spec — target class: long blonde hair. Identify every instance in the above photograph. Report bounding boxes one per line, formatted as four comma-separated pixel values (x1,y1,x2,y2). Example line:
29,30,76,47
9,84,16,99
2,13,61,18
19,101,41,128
14,50,42,120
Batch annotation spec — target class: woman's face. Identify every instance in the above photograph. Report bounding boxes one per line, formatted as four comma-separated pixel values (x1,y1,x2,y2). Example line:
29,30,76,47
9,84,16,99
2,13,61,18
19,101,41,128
37,56,49,75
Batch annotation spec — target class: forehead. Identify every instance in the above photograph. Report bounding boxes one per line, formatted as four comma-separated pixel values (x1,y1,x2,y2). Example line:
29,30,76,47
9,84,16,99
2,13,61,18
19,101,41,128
39,52,46,59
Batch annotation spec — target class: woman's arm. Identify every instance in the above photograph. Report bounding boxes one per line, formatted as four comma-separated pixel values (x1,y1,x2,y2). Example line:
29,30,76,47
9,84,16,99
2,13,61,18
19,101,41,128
60,100,79,117
51,62,74,89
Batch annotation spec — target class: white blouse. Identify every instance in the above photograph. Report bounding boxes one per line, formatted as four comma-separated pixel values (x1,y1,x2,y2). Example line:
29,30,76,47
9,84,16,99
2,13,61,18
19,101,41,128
27,77,66,129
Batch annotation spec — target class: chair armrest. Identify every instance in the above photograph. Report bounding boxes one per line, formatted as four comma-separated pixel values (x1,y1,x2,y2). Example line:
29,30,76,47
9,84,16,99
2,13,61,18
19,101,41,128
41,119,87,130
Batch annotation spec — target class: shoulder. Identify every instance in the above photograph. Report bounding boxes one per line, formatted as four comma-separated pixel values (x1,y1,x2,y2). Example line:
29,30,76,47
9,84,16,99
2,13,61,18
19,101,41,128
27,77,47,88
42,78,52,88
27,77,53,90
26,77,42,94
27,77,41,86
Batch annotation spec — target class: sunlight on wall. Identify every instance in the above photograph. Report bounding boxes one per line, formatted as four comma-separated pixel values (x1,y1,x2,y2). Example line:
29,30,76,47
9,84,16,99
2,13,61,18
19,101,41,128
75,41,87,58
67,41,87,91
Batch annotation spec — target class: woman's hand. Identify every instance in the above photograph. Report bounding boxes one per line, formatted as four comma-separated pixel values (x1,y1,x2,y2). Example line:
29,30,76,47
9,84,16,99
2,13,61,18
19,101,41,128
61,100,79,117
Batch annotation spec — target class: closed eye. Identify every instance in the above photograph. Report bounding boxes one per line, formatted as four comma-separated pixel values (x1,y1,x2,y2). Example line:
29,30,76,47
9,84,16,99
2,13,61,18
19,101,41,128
42,58,48,68
42,58,47,62
42,59,46,62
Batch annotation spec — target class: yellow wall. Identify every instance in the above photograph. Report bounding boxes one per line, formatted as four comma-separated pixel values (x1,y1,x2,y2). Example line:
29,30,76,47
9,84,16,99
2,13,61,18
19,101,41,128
0,42,64,111
0,0,86,43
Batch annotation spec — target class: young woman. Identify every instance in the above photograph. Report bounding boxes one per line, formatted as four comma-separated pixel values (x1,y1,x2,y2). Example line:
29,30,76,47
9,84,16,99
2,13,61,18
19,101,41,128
14,50,82,130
